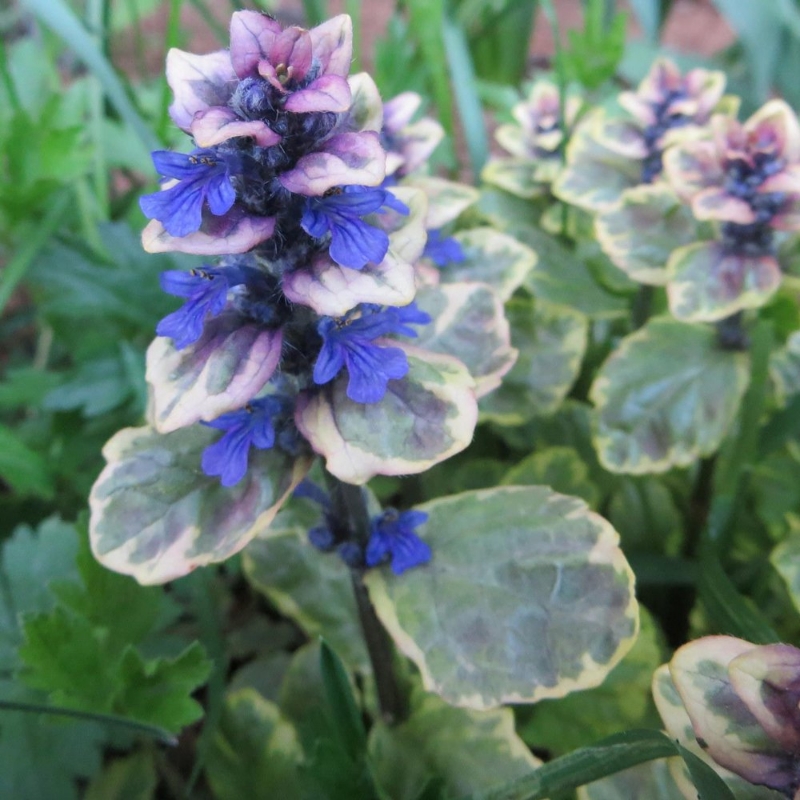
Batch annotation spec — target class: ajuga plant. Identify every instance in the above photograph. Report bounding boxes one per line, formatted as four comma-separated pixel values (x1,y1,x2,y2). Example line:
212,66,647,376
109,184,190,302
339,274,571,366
86,13,639,786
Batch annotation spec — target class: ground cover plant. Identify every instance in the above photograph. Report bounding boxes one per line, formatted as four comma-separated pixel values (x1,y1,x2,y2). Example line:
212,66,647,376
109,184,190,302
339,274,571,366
4,0,800,797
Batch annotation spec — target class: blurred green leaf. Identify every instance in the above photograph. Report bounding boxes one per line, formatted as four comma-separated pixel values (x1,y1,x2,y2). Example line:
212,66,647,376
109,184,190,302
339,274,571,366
0,424,54,499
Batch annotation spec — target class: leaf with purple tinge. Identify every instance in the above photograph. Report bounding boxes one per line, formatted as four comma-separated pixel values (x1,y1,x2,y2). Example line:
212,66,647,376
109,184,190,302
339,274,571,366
282,250,416,318
667,241,782,323
591,317,749,474
229,11,283,79
670,637,798,794
652,664,783,800
284,74,352,114
307,14,353,78
89,425,311,584
282,187,425,317
142,206,275,256
413,283,517,398
190,107,281,149
365,486,638,710
279,132,385,196
595,185,698,286
440,227,536,301
729,644,800,752
402,176,479,230
295,343,477,485
553,114,644,212
166,48,237,133
342,73,383,133
146,312,283,433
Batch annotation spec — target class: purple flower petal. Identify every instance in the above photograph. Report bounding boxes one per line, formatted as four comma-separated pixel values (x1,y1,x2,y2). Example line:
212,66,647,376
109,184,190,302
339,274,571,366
229,10,283,80
307,14,353,78
166,48,237,132
279,132,385,196
284,75,352,114
191,107,282,148
365,509,431,575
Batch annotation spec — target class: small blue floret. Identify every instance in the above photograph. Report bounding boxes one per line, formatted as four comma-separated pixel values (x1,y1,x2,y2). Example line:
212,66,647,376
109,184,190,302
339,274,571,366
365,509,431,575
140,148,237,237
313,304,429,403
200,396,283,487
301,185,409,270
423,229,465,266
157,267,249,350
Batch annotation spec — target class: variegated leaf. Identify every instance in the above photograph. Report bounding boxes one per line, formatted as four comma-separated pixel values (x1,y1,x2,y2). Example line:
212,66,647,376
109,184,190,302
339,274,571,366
595,184,698,286
89,425,310,584
413,282,517,398
441,228,537,301
369,683,540,799
146,312,283,433
365,486,638,709
667,242,782,323
295,343,477,485
591,317,750,474
480,298,587,424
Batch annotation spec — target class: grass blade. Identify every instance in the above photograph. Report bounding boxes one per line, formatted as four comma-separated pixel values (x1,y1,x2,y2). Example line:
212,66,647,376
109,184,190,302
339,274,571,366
20,0,159,152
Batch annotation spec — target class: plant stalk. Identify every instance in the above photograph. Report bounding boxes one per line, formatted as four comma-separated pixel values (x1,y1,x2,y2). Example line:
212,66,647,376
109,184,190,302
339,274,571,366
326,476,408,724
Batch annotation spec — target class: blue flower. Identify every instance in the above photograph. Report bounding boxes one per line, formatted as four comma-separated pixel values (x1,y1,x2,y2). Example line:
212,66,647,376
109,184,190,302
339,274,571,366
389,301,431,337
201,396,283,486
156,267,247,350
313,305,427,403
423,228,465,266
301,185,409,270
139,149,237,238
366,509,431,575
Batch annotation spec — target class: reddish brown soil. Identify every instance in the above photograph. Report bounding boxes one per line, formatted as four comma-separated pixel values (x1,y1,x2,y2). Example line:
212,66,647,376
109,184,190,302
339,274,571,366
111,0,735,79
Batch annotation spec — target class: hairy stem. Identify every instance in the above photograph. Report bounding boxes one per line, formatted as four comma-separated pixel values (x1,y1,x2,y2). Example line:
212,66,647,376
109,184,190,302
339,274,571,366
326,476,408,724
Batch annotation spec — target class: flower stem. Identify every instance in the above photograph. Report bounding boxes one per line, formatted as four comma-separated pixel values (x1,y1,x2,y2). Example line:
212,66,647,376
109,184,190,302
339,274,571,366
325,475,408,725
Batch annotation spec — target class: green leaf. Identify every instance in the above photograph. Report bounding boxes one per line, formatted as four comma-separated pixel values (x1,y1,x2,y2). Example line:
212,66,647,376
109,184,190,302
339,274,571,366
0,424,54,499
319,641,368,762
89,425,310,584
520,225,629,318
595,184,698,286
366,486,638,709
577,759,685,800
667,242,781,323
502,446,599,508
0,367,61,411
19,0,159,152
519,607,663,755
84,751,157,800
464,729,734,800
43,355,134,417
114,643,210,732
206,689,308,800
771,531,800,614
769,329,800,406
480,297,587,424
243,531,369,672
590,317,750,474
443,227,537,301
607,478,682,554
413,282,517,398
0,682,104,800
296,344,477,485
442,12,488,179
369,683,540,800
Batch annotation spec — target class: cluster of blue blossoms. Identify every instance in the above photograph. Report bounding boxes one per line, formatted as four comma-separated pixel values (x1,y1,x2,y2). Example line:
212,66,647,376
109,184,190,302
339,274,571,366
140,12,443,574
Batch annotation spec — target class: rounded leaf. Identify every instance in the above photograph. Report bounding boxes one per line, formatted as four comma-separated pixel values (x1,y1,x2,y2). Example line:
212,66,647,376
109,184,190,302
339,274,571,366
595,185,698,286
590,317,750,474
295,343,478,485
667,241,782,323
365,485,639,709
146,314,283,433
443,227,537,301
413,282,517,398
89,425,310,584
